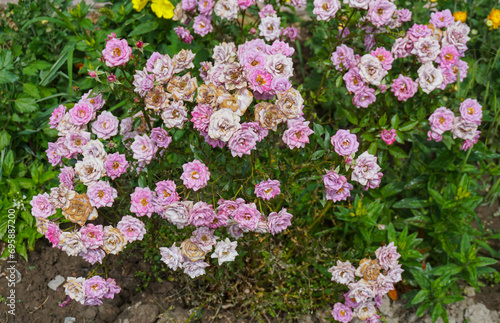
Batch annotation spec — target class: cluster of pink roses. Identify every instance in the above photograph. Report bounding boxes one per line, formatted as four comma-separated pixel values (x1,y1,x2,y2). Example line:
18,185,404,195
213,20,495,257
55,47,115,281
63,276,121,306
172,0,299,42
328,8,470,109
328,243,403,322
323,129,383,201
151,161,292,278
427,98,482,150
191,40,314,155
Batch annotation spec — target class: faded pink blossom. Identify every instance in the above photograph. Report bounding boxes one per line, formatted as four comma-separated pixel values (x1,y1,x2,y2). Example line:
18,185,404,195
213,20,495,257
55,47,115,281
255,180,281,200
180,159,210,191
381,129,396,145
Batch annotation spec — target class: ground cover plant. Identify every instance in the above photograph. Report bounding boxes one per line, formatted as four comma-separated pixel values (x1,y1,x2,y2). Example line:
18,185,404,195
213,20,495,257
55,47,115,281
1,0,500,321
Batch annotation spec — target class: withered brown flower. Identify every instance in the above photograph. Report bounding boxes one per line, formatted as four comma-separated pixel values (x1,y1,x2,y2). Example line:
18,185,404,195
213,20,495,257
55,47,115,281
62,193,98,226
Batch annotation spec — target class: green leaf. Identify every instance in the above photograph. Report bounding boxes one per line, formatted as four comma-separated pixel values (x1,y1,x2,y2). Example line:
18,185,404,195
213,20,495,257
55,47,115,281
431,303,444,322
430,264,462,276
399,120,419,132
22,60,52,76
391,114,400,129
411,289,430,305
129,20,159,37
379,113,387,127
389,146,408,158
0,130,11,151
393,198,429,209
39,171,57,184
22,83,41,99
0,50,13,69
21,210,34,227
474,257,497,267
15,242,28,262
343,108,358,125
311,150,325,160
15,96,39,114
2,150,14,177
0,70,19,84
428,188,444,206
411,269,431,289
368,142,377,155
387,223,396,243
460,234,471,255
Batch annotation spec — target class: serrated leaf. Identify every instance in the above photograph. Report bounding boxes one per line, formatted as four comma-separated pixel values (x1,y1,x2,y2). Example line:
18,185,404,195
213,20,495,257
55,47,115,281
15,96,39,114
0,69,19,84
0,130,11,151
23,83,41,99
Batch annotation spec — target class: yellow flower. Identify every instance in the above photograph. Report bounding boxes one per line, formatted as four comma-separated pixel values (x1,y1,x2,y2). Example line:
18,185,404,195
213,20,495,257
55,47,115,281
132,0,149,12
487,8,500,29
151,0,175,19
453,11,467,23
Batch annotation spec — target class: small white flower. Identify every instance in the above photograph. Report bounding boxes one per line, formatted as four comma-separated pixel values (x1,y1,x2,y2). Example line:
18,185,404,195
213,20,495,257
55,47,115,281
211,238,238,265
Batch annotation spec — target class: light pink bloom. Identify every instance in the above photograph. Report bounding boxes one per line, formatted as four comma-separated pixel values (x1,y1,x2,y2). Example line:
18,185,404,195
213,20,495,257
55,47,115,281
259,16,281,41
191,104,213,133
79,224,105,249
352,151,381,186
92,111,119,139
155,180,180,206
429,107,455,134
130,187,158,217
102,38,132,67
45,222,62,247
59,166,75,189
367,0,396,27
459,98,482,125
146,52,163,73
331,45,356,71
160,244,184,270
69,101,94,126
189,201,216,227
238,0,254,9
191,227,218,252
174,26,194,44
313,0,341,21
430,9,454,28
131,134,158,164
80,248,106,264
228,129,258,157
375,242,401,270
49,105,66,128
267,208,293,235
343,68,366,93
407,24,432,42
133,68,155,97
183,260,209,278
104,153,129,180
117,215,146,242
150,127,172,149
30,193,56,219
282,118,314,149
331,303,353,323
193,15,213,37
460,130,480,151
391,75,418,102
255,180,281,200
180,159,210,191
234,203,261,231
328,260,356,284
87,181,117,208
371,47,394,70
331,129,359,156
258,4,276,18
381,129,396,145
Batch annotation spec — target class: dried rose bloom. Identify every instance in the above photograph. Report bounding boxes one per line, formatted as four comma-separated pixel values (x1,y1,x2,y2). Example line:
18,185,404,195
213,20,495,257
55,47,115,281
172,49,196,74
166,73,198,102
145,85,169,112
102,226,127,255
180,238,207,261
62,193,98,226
49,184,76,209
355,258,382,281
276,88,304,119
197,83,218,106
254,102,285,131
